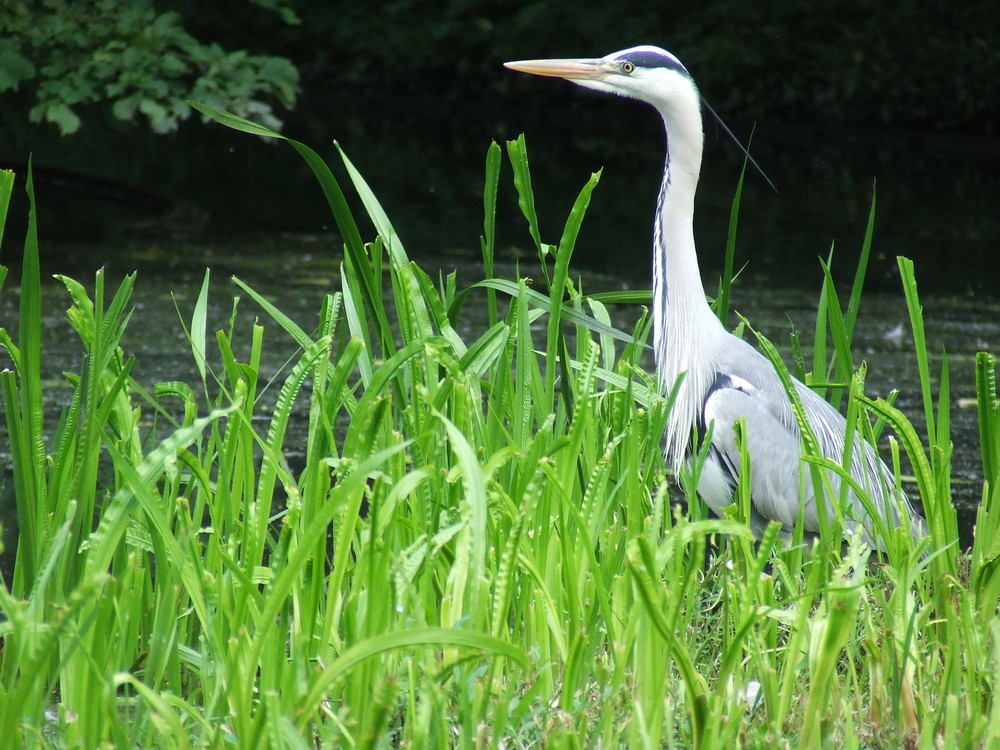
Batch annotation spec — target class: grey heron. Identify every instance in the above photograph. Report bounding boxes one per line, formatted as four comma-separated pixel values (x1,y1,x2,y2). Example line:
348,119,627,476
505,46,926,548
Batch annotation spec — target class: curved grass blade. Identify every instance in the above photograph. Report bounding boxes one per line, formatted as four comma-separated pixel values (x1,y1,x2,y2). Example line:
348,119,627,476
436,409,488,627
0,168,14,252
506,135,546,280
976,353,999,487
190,101,392,359
715,159,746,327
844,189,877,340
481,141,502,327
546,168,601,413
459,279,646,348
190,269,211,383
586,289,653,306
336,143,409,269
858,394,957,573
4,160,46,590
628,536,710,749
297,627,528,732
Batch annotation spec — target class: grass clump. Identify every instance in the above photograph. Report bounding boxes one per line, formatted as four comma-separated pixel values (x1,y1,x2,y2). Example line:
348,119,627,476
1,112,999,748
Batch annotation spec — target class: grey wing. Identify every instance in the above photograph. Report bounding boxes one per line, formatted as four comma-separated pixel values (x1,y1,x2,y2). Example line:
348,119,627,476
700,374,824,532
703,337,924,544
793,380,924,540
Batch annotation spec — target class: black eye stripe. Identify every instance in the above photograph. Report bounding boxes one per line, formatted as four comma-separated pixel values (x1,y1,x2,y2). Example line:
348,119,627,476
618,51,689,76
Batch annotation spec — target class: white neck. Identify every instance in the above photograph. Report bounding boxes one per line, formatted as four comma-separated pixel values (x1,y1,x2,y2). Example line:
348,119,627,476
651,101,727,470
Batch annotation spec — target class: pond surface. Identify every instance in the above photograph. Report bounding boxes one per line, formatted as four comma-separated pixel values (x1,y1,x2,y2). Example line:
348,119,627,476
2,121,998,570
1,234,996,570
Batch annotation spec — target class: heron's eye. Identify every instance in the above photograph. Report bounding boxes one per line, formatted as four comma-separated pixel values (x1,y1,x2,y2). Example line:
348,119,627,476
621,61,635,74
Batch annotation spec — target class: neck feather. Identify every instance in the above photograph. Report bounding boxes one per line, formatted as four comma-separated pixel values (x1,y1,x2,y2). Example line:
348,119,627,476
651,103,725,470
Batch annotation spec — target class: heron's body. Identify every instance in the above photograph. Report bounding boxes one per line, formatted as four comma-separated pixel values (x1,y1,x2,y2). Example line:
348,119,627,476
506,46,925,546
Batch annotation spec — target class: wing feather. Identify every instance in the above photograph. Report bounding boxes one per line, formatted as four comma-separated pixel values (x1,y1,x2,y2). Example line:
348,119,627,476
693,333,924,546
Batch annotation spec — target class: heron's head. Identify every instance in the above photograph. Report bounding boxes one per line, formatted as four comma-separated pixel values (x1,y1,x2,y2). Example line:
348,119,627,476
504,45,700,119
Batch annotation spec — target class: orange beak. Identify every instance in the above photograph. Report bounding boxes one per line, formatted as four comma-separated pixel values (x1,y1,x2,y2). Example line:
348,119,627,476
503,57,610,81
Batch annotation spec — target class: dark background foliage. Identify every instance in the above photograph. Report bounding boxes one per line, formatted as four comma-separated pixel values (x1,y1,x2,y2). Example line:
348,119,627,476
6,1,996,142
248,0,997,136
1,0,997,280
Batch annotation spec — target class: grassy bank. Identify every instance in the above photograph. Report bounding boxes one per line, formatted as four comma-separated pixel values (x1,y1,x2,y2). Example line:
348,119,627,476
0,111,998,748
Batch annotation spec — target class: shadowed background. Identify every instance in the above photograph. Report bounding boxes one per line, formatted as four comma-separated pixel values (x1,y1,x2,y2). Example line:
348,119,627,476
1,0,997,294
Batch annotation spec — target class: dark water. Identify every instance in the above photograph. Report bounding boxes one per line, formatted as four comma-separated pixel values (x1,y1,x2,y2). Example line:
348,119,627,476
7,113,999,296
0,238,995,569
1,126,998,571
274,115,1000,297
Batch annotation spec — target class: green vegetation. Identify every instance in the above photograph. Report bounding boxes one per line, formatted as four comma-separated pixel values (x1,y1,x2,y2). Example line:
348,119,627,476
0,112,998,747
0,0,299,135
315,0,999,135
3,1,996,140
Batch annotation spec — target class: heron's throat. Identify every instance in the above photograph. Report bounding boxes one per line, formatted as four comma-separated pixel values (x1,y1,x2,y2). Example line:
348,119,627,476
652,133,712,355
651,117,705,308
653,127,722,470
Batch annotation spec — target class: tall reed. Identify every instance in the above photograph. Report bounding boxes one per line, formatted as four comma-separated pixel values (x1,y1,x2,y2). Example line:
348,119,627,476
0,110,996,747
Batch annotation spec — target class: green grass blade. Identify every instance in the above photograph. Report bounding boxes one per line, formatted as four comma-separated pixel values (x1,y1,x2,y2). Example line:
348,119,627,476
6,160,47,590
976,353,999,485
897,256,936,453
811,244,834,396
336,143,409,269
299,627,528,731
586,289,652,306
843,188,876,339
800,552,867,747
818,255,854,408
0,168,14,252
190,269,210,383
190,101,393,360
628,536,709,749
481,141,502,327
545,168,601,414
466,279,644,348
971,353,1000,625
506,135,547,282
232,276,314,348
80,405,237,579
715,160,746,326
436,410,488,627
